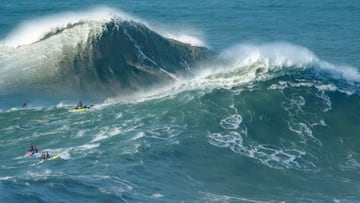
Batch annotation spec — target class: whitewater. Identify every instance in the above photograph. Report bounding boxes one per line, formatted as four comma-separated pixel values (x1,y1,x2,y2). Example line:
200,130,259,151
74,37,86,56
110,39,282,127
1,2,360,203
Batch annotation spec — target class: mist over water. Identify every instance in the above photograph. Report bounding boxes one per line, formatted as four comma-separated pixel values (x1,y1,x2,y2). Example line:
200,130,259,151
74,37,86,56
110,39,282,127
1,2,360,202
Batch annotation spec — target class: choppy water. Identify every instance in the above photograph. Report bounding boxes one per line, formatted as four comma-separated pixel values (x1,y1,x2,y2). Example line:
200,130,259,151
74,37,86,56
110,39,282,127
1,1,360,202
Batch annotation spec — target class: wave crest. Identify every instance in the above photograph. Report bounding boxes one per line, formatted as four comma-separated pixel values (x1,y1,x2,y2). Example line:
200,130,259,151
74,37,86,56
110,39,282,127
2,7,122,47
219,42,360,83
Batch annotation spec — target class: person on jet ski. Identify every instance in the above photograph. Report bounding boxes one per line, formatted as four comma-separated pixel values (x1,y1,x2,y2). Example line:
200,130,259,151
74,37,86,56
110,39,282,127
33,145,38,153
28,144,34,154
76,100,83,108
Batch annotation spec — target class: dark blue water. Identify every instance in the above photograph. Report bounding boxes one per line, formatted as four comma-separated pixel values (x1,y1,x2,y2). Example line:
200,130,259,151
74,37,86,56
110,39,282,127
1,1,360,202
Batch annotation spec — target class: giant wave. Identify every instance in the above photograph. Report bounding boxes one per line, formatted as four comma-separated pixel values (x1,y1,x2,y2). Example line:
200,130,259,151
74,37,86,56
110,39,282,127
0,7,214,100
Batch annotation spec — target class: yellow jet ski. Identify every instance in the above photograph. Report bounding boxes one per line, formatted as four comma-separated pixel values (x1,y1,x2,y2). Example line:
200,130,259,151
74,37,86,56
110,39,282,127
71,106,91,112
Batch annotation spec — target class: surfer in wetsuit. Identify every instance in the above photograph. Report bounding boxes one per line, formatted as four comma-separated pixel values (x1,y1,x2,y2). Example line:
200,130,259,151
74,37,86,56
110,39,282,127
41,151,50,160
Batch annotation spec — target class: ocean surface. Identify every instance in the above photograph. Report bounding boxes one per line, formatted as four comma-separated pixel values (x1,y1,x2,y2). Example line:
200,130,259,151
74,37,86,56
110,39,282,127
1,1,360,202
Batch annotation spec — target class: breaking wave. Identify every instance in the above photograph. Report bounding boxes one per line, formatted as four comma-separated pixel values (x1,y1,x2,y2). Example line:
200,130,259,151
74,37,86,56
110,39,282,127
0,7,213,99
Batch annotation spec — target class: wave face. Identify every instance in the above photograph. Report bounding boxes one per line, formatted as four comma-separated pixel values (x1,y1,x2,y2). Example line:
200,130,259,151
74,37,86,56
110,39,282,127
0,9,213,99
61,20,213,96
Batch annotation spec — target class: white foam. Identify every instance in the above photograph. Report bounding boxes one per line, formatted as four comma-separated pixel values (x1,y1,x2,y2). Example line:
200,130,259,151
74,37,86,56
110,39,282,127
2,7,128,47
202,192,273,203
315,84,337,92
52,143,98,159
220,42,360,83
163,33,205,47
75,143,100,150
316,91,332,112
132,132,146,140
220,42,316,69
148,125,184,140
317,60,360,82
91,127,122,143
115,112,123,119
94,176,135,196
208,131,243,148
0,176,13,180
124,143,141,155
208,127,316,170
281,93,324,148
311,119,327,127
268,82,288,90
73,129,87,138
342,153,360,170
151,193,164,198
270,80,334,112
58,151,71,160
220,114,243,130
288,122,321,146
25,169,54,179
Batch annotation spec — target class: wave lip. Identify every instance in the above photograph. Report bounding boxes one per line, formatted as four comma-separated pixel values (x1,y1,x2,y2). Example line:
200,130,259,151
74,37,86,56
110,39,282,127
2,7,123,47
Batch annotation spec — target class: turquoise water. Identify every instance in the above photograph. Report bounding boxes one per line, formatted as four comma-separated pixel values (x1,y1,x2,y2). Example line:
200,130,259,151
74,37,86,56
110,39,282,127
1,1,360,202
